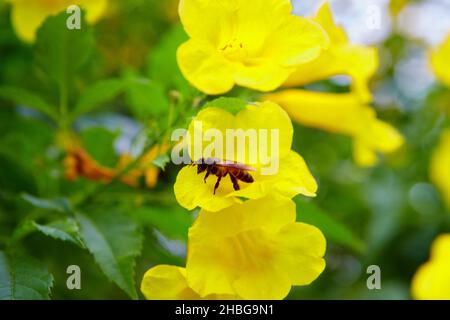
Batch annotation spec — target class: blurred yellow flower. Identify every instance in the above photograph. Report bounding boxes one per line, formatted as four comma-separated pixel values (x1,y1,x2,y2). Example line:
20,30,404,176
264,90,404,167
8,0,108,42
119,143,170,188
412,234,450,300
283,3,379,102
430,34,450,88
141,265,237,300
430,129,450,208
174,101,317,212
186,196,326,300
176,0,329,95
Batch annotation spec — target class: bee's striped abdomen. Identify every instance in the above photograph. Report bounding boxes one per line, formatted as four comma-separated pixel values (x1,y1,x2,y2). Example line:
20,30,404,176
233,170,254,183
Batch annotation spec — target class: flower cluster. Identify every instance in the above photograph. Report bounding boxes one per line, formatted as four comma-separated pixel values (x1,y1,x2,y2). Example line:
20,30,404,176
264,3,404,167
139,0,411,300
142,102,326,300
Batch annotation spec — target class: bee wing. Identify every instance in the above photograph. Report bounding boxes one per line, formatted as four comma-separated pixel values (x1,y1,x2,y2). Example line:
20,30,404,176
216,161,256,171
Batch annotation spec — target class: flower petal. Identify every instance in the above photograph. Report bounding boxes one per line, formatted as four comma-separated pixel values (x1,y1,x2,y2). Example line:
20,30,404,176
430,130,450,208
230,151,318,199
283,3,378,103
430,34,450,88
141,265,200,300
265,90,403,166
276,223,326,285
177,40,235,95
187,197,297,297
174,165,240,212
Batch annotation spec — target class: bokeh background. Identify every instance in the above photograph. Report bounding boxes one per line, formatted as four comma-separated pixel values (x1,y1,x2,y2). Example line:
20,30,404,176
0,0,449,299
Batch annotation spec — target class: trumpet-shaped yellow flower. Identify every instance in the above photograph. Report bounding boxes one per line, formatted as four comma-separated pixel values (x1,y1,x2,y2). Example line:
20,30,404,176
412,234,450,300
430,34,450,88
176,0,329,95
264,90,404,167
141,265,237,300
8,0,108,42
430,130,450,208
174,101,318,212
186,196,326,300
283,3,379,102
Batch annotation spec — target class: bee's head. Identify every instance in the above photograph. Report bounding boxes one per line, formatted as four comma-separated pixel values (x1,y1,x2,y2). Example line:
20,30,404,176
197,163,208,174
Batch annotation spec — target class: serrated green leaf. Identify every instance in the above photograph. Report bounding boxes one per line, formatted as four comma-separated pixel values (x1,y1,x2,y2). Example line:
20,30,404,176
21,193,72,213
72,79,126,119
295,198,366,254
0,251,53,300
0,86,58,121
203,97,248,115
35,219,85,248
76,211,143,299
11,219,85,248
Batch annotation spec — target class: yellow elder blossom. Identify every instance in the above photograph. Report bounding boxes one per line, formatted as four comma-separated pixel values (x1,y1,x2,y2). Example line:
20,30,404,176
141,265,238,300
430,130,450,208
186,196,326,300
283,3,379,102
264,90,404,167
174,101,318,212
430,34,450,88
8,0,107,42
176,0,329,95
412,234,450,300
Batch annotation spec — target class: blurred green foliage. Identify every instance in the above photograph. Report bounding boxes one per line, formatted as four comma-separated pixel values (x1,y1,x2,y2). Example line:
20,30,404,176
0,0,449,300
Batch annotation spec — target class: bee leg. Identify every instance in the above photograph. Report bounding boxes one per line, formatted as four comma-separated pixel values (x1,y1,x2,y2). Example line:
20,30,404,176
229,174,240,191
204,167,211,183
213,175,222,195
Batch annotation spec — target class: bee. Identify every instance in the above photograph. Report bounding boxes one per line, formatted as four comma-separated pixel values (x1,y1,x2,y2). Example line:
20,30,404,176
193,158,255,195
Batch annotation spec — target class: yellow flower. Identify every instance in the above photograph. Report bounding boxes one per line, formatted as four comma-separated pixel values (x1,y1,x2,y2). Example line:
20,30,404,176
283,3,379,102
141,265,237,300
8,0,108,43
412,234,450,300
430,34,450,88
264,90,404,167
119,143,170,188
174,100,318,212
430,129,450,208
185,196,326,300
176,0,329,95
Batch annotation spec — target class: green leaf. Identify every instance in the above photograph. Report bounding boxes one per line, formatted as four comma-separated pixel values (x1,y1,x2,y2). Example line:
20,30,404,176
147,24,190,92
11,219,85,248
152,154,170,171
0,152,37,195
80,127,119,167
133,205,193,242
35,11,93,91
0,86,58,121
0,251,53,300
72,79,126,119
124,76,169,119
76,211,143,299
21,193,72,214
203,97,248,115
295,198,366,254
